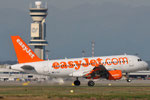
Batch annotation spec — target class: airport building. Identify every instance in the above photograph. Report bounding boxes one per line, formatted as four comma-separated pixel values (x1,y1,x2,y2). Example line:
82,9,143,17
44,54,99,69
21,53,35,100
0,65,48,82
129,71,150,79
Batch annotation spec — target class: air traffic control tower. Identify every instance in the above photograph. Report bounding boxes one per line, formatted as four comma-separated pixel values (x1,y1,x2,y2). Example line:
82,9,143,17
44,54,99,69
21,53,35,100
29,1,48,60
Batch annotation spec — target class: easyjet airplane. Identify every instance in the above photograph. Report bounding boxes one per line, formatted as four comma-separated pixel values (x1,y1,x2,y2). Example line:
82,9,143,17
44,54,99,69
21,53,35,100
9,36,148,86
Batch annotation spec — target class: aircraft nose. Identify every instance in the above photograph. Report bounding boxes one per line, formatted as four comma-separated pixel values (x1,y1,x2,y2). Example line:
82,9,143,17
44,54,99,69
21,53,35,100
143,61,149,70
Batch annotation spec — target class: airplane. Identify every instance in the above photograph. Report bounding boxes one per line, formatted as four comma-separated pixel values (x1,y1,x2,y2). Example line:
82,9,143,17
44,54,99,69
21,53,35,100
9,36,149,86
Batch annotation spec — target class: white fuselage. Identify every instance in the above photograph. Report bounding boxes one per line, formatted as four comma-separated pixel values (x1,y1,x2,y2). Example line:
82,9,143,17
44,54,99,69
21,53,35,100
11,55,148,77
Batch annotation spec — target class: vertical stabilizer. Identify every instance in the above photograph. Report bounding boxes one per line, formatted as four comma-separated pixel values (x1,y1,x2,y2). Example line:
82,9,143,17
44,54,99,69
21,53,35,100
11,36,43,63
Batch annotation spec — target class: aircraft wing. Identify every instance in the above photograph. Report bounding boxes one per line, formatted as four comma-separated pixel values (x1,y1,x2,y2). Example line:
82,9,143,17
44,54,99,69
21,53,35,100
70,65,122,80
69,69,93,77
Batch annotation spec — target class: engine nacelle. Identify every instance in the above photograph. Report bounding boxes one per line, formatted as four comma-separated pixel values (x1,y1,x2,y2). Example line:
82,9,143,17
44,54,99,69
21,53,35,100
108,70,122,80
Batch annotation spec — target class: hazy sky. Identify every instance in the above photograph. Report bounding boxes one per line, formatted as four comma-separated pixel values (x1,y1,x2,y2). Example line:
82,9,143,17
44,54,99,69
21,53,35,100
1,0,150,61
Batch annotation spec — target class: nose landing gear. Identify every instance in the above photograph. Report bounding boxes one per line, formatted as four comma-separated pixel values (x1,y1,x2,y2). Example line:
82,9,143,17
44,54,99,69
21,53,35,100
127,78,132,82
126,73,132,82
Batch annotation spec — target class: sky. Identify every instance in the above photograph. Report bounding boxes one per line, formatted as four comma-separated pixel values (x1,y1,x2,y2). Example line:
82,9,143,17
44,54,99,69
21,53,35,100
1,0,150,61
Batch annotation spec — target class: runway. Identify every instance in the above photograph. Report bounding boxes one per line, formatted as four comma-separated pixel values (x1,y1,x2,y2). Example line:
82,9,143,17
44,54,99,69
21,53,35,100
0,79,149,86
0,80,149,100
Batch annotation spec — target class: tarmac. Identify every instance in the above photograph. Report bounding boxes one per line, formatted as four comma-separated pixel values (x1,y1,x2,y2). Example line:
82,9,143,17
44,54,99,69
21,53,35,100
0,79,149,87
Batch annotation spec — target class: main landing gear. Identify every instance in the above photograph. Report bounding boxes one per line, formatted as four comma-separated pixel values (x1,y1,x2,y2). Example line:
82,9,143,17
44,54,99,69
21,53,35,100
88,80,95,87
74,77,80,86
74,78,95,87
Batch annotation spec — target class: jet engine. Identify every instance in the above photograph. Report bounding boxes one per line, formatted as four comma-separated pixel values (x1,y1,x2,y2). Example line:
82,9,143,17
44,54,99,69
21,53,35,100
108,70,122,80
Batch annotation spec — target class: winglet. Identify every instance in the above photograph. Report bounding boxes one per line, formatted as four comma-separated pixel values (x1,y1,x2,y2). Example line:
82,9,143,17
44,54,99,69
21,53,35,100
11,36,43,63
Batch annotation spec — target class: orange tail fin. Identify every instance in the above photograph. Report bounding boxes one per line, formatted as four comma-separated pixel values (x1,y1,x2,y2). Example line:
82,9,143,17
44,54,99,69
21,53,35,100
11,36,43,63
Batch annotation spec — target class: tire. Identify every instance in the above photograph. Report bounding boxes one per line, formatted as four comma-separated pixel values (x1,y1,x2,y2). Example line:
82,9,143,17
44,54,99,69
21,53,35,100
127,79,132,82
88,81,95,87
74,80,80,86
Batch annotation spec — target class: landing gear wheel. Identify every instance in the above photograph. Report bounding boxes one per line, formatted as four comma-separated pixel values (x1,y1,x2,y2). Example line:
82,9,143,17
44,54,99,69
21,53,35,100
88,81,95,87
126,73,132,82
127,79,132,82
74,80,80,86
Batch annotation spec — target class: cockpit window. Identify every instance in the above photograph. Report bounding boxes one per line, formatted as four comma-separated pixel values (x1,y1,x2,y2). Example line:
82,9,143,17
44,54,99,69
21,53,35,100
138,59,142,61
